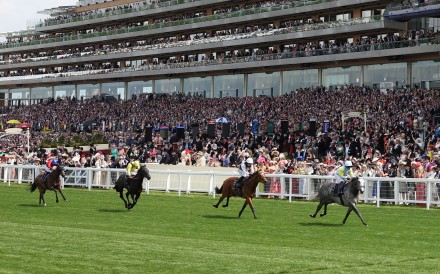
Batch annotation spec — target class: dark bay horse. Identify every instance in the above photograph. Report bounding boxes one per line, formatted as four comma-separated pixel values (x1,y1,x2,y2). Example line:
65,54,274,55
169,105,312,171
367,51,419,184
114,165,151,210
30,166,67,206
309,177,368,226
213,171,268,219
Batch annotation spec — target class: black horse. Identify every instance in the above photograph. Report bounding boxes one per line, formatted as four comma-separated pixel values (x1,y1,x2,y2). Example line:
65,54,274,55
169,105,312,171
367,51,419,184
309,177,368,226
114,165,151,209
30,165,67,206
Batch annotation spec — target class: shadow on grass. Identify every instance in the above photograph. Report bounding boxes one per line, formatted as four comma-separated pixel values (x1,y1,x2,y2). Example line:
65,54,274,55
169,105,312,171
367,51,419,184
298,222,343,227
202,214,239,219
97,208,127,213
18,204,44,208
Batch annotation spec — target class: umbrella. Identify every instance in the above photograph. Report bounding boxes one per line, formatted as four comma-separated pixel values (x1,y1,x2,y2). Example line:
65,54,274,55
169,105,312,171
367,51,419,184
17,123,31,129
215,117,229,123
7,119,21,124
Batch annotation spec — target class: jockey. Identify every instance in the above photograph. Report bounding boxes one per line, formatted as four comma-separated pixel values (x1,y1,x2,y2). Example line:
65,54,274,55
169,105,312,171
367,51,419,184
126,156,141,178
333,160,354,199
334,160,354,183
235,157,255,196
42,155,59,183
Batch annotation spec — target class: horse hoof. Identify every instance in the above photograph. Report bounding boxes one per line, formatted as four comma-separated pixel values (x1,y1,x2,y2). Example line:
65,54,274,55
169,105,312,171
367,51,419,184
222,205,228,208
309,214,315,218
212,205,218,208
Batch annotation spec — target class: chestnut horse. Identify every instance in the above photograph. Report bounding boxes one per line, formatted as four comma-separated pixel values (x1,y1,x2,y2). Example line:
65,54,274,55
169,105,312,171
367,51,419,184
30,166,67,206
213,171,268,219
309,177,368,226
114,165,151,210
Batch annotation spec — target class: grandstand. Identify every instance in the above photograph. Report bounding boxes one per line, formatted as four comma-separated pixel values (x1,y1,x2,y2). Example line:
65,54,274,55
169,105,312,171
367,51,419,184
0,0,438,107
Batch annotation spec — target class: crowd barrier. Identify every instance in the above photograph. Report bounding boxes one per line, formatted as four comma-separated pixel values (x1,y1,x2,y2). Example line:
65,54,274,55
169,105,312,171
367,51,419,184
1,164,439,209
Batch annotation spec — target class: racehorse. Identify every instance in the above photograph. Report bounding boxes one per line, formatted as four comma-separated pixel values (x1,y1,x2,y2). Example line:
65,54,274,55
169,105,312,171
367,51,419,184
114,165,151,210
213,171,268,219
30,165,67,206
309,177,368,226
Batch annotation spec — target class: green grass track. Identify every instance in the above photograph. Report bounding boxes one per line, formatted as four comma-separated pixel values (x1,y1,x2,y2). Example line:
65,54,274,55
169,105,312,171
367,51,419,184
0,184,439,274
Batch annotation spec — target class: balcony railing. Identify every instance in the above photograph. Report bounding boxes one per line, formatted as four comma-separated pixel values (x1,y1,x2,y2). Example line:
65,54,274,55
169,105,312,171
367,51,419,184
1,35,438,83
0,0,338,50
0,15,383,65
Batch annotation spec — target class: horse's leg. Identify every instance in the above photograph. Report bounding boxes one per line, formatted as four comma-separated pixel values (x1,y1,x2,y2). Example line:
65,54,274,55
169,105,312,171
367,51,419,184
222,196,230,208
54,189,60,203
57,186,67,202
40,189,47,206
310,201,324,218
320,203,328,217
131,193,141,208
213,194,226,208
238,200,248,218
245,197,257,219
119,191,128,208
342,207,353,224
348,203,368,226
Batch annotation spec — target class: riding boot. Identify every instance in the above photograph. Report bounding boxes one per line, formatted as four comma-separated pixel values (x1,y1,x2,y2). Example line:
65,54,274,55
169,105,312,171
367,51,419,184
235,177,244,197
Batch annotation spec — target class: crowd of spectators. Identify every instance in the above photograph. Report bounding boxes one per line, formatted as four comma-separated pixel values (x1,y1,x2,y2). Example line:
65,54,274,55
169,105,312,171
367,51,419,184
1,85,440,200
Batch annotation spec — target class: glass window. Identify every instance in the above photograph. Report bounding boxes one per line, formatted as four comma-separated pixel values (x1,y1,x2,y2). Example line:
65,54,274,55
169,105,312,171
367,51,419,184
127,81,153,99
77,84,100,100
364,63,407,88
0,89,8,109
213,74,244,98
247,72,280,97
10,88,30,106
127,80,153,99
102,82,125,101
412,60,440,88
322,66,361,88
183,77,212,98
154,79,180,94
31,86,52,99
282,69,318,94
54,85,75,99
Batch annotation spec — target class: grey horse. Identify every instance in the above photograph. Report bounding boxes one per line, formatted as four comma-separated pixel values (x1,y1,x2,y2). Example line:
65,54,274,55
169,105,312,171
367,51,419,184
309,177,368,226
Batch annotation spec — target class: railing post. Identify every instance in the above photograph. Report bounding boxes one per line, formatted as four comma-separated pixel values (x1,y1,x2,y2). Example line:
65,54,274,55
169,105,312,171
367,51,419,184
376,180,380,208
186,173,191,194
394,180,399,205
178,173,182,197
289,177,292,203
209,172,214,196
87,168,93,191
307,177,312,200
18,167,23,184
166,172,171,192
426,182,431,210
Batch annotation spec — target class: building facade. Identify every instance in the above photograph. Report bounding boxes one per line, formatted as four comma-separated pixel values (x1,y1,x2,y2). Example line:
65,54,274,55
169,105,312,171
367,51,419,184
0,0,439,107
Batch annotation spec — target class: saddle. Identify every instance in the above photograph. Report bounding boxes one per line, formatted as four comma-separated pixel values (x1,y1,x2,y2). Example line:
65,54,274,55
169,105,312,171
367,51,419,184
234,178,246,197
333,181,348,205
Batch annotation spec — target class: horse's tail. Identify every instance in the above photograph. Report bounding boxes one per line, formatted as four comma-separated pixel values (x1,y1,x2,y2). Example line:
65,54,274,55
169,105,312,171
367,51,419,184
30,181,38,193
215,185,223,194
309,193,319,201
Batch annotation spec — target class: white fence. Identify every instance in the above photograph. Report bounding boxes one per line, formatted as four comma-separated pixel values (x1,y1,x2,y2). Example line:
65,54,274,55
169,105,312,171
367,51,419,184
1,164,440,209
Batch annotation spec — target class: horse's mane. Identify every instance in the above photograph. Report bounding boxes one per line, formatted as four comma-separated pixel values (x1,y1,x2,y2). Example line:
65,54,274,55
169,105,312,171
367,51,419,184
348,177,361,197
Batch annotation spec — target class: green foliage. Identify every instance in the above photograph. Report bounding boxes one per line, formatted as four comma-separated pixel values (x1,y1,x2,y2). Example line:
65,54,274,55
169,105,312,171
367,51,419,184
0,184,439,273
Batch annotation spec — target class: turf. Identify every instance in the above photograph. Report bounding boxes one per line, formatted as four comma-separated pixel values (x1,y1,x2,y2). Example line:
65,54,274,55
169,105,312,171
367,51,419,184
0,183,439,274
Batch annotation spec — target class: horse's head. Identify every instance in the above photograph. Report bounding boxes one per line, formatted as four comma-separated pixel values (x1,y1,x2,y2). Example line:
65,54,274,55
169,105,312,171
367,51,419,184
140,165,151,180
253,171,268,184
56,165,66,178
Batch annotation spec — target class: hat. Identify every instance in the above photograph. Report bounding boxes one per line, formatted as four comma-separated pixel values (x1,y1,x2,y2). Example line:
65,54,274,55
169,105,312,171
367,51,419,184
372,157,380,162
197,151,204,156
